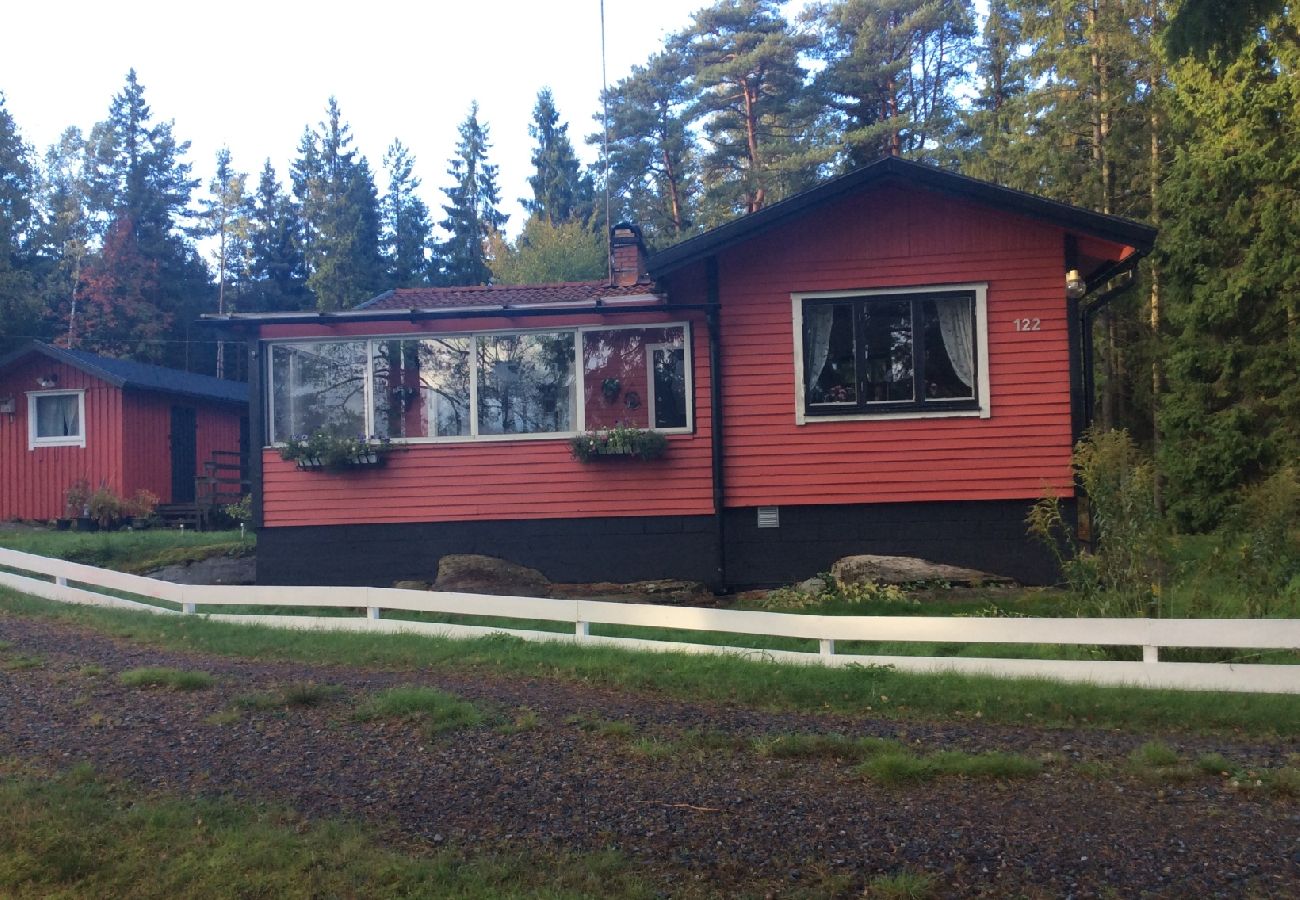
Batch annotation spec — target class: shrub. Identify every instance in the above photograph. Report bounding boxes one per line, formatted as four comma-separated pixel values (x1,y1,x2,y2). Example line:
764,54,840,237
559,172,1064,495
1029,428,1168,615
87,484,123,528
64,479,92,518
1221,467,1300,616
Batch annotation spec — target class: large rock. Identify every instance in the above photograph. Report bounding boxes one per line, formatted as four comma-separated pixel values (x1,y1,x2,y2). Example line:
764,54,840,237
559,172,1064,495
434,554,551,597
146,555,256,585
830,554,1012,587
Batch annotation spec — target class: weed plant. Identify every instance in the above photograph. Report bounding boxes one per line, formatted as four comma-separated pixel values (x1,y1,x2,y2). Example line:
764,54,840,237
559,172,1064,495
118,667,214,691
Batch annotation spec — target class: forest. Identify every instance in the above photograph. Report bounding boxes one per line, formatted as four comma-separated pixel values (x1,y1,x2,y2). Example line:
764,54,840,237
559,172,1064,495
0,0,1295,532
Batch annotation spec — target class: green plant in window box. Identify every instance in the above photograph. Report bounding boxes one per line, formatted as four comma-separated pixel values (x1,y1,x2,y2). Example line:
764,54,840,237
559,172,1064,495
570,425,668,462
279,431,394,470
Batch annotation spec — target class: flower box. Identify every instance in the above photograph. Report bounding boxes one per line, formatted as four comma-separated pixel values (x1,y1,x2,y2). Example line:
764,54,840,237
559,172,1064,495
571,426,668,463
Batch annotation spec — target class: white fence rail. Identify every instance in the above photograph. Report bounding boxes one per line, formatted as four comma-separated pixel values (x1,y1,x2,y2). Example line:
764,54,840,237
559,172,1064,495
2,546,1298,694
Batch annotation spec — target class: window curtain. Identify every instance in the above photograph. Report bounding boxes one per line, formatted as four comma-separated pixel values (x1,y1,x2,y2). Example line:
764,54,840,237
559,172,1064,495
935,298,975,390
37,395,78,437
804,305,835,389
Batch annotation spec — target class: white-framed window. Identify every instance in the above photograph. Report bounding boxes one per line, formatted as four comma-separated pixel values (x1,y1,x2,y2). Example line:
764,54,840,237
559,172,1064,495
792,283,990,424
266,323,694,445
27,390,87,449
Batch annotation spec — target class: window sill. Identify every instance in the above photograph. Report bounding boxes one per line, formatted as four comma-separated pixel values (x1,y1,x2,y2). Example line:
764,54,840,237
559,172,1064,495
29,438,86,449
797,406,987,424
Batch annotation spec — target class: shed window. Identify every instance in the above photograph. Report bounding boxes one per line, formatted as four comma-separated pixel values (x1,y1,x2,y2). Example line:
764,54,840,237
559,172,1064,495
799,289,982,418
28,391,86,449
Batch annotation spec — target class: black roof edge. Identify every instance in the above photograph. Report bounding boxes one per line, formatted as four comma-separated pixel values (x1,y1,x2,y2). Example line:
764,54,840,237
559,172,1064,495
647,156,1157,277
0,341,129,389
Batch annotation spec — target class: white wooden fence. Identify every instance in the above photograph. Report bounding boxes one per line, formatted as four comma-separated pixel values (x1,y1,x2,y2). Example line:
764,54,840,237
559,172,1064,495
2,546,1298,694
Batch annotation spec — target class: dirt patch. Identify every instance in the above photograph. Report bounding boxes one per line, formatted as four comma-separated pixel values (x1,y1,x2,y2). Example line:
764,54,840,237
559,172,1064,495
1,612,1298,897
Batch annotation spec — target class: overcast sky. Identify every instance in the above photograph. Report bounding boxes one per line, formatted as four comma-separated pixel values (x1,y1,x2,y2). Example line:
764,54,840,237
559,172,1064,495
1,0,745,238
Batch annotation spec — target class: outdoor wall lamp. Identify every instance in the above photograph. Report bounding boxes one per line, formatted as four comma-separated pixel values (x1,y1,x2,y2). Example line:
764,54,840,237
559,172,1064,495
0,396,14,416
1065,269,1087,300
36,374,59,388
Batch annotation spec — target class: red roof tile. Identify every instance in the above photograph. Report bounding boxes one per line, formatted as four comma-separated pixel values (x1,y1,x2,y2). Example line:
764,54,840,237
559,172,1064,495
359,281,660,311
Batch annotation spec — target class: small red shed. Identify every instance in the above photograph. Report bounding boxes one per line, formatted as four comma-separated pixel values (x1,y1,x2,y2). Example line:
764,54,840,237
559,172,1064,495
0,342,249,522
208,158,1155,587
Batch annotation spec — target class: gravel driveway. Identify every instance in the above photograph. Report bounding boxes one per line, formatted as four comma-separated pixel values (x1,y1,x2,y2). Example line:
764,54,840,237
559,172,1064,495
2,613,1298,897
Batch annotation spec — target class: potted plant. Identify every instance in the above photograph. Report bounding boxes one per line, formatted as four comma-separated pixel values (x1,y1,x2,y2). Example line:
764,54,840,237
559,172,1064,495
571,425,669,462
88,484,123,530
279,430,394,470
64,479,93,531
125,489,160,529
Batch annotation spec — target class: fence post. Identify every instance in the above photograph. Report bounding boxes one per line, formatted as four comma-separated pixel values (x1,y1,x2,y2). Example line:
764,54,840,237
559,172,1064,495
1143,645,1159,664
576,621,589,639
819,639,835,659
367,607,381,621
56,576,67,587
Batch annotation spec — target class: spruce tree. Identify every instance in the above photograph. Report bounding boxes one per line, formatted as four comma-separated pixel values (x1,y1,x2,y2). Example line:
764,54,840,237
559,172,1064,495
245,161,310,312
1156,13,1300,528
293,98,383,310
77,70,207,365
0,92,39,354
380,139,433,287
439,103,508,286
524,88,590,225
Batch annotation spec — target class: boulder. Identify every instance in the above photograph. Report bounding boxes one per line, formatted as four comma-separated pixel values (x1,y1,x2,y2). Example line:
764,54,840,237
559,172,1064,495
434,554,551,597
392,580,432,591
794,576,829,595
830,554,1012,587
146,555,256,585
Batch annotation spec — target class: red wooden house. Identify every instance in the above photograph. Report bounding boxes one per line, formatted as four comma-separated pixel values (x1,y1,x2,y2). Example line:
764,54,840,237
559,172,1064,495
209,158,1154,587
0,342,249,522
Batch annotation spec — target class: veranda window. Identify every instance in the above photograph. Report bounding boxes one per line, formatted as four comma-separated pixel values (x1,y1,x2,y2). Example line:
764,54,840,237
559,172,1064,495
270,341,367,442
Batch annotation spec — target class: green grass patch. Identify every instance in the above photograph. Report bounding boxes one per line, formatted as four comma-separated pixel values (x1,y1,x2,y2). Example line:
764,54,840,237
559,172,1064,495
235,682,342,711
866,869,939,899
354,686,484,735
0,767,657,899
567,713,637,739
117,667,214,691
5,588,1300,736
496,707,541,734
858,749,1041,784
1,654,45,671
1126,741,1197,783
754,733,905,762
1197,752,1234,776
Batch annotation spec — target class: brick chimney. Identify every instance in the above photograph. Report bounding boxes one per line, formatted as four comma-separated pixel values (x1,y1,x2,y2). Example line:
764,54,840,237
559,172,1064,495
610,222,648,287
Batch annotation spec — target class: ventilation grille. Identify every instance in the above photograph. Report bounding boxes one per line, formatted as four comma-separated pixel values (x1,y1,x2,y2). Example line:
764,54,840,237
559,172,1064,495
756,507,780,529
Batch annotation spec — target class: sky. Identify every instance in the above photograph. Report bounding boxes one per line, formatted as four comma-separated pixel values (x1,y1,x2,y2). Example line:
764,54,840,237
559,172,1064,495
0,0,738,240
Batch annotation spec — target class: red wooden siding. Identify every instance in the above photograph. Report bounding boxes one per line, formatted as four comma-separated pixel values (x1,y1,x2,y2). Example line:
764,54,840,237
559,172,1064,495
689,184,1101,509
121,392,244,504
0,356,124,520
259,312,714,527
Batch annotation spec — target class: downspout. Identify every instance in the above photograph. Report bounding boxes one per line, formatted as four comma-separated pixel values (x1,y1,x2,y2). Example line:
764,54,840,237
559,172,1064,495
706,256,727,590
247,340,265,530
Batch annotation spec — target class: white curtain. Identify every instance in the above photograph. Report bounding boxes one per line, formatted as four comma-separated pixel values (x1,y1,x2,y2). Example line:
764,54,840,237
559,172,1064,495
36,395,78,437
804,305,835,389
935,298,975,390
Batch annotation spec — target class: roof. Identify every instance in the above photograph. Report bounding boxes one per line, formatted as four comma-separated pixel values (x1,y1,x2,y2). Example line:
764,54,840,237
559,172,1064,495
0,342,248,406
647,156,1158,276
357,281,659,311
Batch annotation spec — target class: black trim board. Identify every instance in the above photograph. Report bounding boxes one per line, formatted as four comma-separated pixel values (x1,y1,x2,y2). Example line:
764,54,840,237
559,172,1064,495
256,500,1064,588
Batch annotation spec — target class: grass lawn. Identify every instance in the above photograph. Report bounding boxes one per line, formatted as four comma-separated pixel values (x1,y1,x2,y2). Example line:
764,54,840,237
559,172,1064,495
0,764,658,900
3,587,1299,736
0,528,252,574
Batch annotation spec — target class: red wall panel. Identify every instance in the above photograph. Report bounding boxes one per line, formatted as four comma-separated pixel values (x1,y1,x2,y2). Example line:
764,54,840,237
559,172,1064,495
689,184,1091,509
0,357,123,520
120,393,243,504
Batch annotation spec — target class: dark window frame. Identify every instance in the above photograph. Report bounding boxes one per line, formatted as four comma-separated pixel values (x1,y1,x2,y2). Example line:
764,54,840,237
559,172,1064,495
802,290,980,417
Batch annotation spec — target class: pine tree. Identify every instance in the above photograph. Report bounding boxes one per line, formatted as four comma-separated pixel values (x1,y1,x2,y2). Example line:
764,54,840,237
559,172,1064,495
598,49,700,243
0,92,39,354
809,0,977,165
1156,13,1300,529
245,160,310,312
524,89,590,225
439,103,508,286
293,98,383,310
676,0,816,218
380,139,433,287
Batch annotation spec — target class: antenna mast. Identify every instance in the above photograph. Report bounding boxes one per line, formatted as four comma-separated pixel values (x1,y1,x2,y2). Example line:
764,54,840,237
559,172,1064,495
601,0,613,284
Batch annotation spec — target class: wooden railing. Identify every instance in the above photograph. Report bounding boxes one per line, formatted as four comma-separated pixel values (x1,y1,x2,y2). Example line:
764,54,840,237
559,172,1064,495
2,547,1298,695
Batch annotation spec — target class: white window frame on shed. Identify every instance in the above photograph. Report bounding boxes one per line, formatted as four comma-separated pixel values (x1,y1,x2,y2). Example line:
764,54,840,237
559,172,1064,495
27,389,87,449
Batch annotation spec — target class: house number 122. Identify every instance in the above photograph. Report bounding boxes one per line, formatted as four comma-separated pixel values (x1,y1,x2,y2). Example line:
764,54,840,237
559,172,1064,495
1014,318,1042,332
